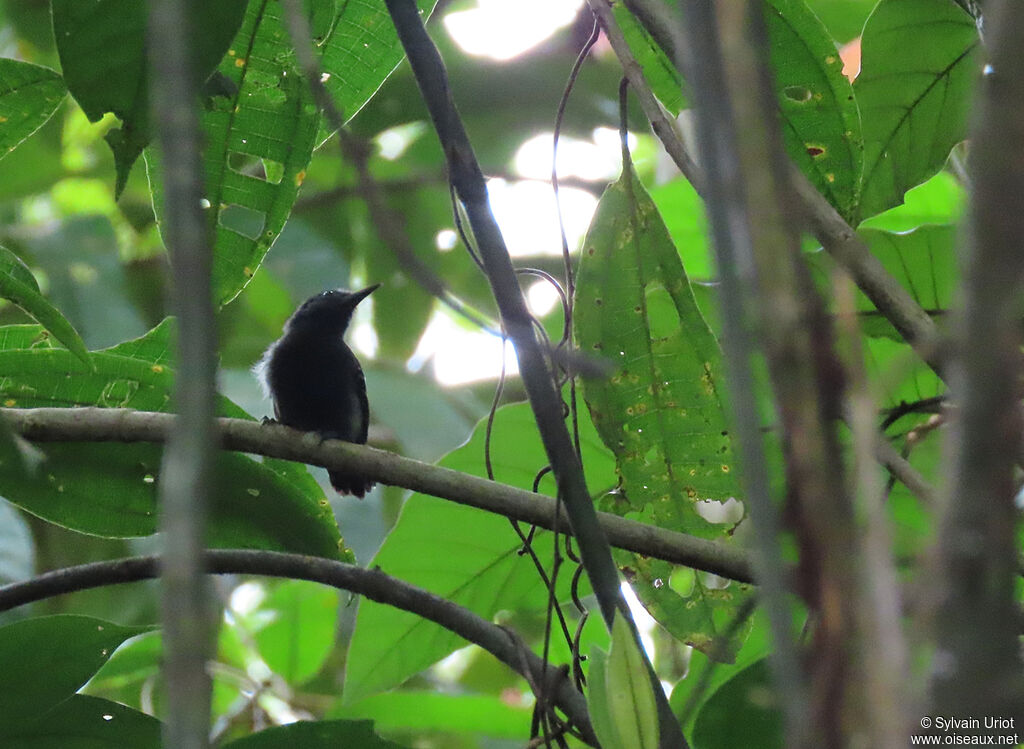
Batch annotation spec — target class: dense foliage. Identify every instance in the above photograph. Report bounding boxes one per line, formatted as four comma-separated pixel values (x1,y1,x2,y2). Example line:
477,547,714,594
0,0,1012,747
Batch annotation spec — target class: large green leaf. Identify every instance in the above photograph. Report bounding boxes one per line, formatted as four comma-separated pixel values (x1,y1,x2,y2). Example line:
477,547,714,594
254,580,339,685
148,0,438,308
767,0,863,222
319,0,438,123
854,0,978,222
344,399,615,703
574,174,752,658
147,0,321,307
52,0,247,194
0,615,153,736
332,691,531,739
0,321,345,560
222,719,406,749
2,694,162,749
690,659,784,749
807,224,958,341
0,245,90,366
0,59,66,160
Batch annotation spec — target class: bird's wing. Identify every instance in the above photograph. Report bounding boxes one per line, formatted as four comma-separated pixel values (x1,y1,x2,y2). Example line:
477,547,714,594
355,361,370,443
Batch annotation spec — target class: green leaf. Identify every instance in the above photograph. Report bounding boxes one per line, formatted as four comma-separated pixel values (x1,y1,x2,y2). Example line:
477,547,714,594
804,0,876,41
574,174,752,658
319,0,438,125
0,615,152,736
859,171,965,232
0,59,66,160
366,241,434,361
860,226,958,338
669,606,775,732
690,659,784,749
0,246,91,366
332,691,531,739
612,3,685,116
854,0,978,222
604,613,660,749
586,647,624,749
80,631,162,712
255,580,339,685
808,225,957,340
0,322,345,560
52,0,247,194
3,694,162,749
222,719,407,749
767,0,863,222
147,0,320,307
22,216,147,350
344,399,615,703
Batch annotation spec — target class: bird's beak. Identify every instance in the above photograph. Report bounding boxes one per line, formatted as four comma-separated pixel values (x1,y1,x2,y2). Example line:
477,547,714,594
351,283,381,305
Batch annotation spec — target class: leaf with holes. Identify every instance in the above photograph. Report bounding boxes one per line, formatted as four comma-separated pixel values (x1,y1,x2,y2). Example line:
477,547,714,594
574,174,752,658
148,0,321,307
52,0,247,195
854,0,978,222
0,59,66,160
0,245,90,367
766,0,863,223
0,321,345,560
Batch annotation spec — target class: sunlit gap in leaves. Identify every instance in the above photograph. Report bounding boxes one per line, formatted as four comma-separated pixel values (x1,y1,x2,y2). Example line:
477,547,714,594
400,130,634,385
621,581,674,696
444,0,584,61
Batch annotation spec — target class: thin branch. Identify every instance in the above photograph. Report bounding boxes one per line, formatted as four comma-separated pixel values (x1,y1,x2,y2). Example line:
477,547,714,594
0,550,597,747
0,407,755,584
872,435,936,505
147,0,217,745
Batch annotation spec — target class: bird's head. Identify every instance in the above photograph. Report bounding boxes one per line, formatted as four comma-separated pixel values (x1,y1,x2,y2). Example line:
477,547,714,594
284,284,380,335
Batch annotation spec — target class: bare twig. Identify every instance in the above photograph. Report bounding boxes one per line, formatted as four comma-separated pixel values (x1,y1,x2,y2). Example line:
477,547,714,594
0,550,597,747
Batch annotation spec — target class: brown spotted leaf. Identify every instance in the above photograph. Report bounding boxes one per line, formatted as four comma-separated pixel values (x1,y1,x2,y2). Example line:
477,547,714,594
574,174,752,658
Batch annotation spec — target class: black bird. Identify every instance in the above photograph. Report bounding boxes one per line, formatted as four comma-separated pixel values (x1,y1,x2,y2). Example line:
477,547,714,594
255,284,380,497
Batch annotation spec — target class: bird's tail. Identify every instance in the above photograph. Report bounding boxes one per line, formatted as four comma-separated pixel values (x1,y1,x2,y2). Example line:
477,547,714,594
329,470,374,499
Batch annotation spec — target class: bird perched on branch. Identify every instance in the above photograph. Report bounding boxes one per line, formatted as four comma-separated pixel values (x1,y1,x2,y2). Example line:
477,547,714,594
254,284,380,497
